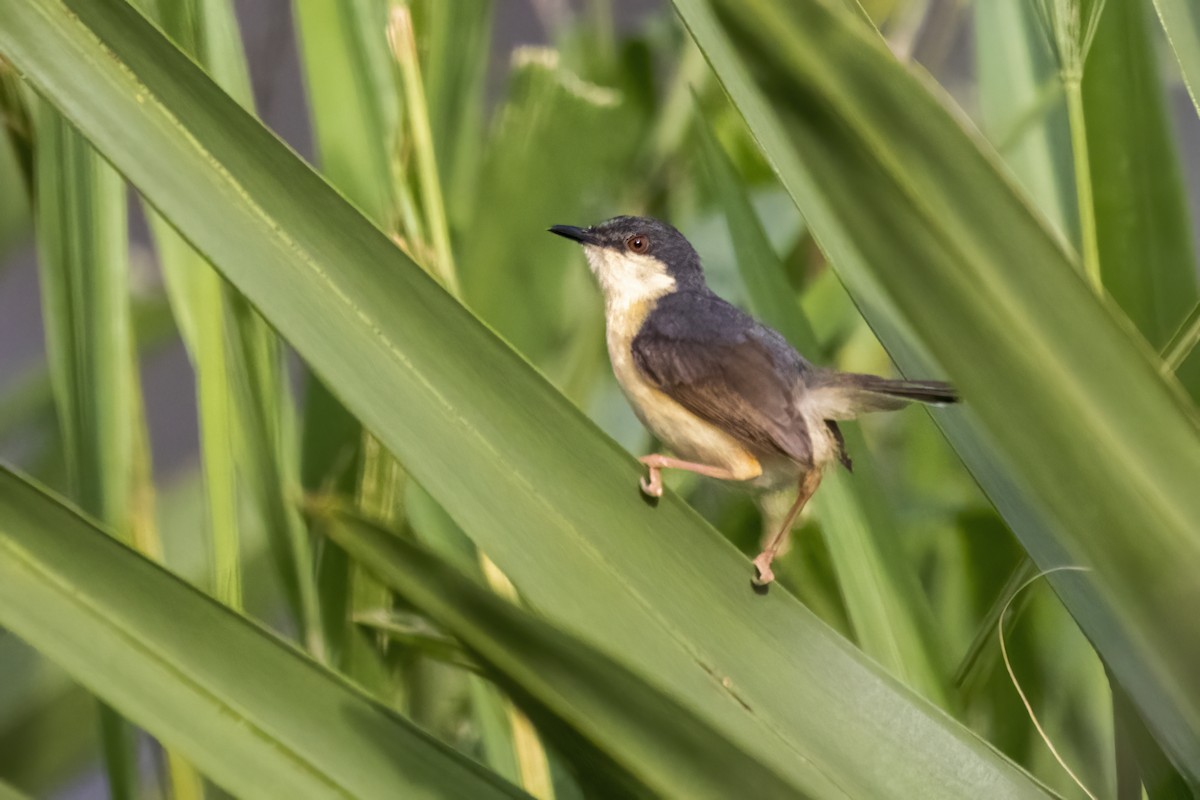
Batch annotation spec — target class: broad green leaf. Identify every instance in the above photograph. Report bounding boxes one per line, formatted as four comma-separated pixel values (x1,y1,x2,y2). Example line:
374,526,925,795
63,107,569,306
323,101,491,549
695,113,947,706
322,504,807,800
675,0,1200,778
0,466,283,795
0,1,1051,796
1151,0,1200,117
1084,0,1198,351
0,466,526,800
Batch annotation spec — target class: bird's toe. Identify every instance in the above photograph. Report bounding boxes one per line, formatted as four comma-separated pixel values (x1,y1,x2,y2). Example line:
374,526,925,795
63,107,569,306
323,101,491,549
751,553,775,587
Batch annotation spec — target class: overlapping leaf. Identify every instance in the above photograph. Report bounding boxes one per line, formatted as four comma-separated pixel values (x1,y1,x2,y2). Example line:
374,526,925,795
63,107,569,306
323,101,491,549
0,466,525,799
674,0,1200,778
0,0,1049,796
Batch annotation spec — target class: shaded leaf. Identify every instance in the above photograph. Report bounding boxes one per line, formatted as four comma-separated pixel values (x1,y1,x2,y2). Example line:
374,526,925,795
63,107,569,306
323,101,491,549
321,504,808,800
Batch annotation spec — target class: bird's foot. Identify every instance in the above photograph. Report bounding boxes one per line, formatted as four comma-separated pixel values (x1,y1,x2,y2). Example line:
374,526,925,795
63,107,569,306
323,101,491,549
639,471,663,498
751,552,776,587
638,457,664,498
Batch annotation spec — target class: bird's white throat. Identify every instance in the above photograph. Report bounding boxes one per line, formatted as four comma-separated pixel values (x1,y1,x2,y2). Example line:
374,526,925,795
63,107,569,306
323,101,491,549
583,245,677,313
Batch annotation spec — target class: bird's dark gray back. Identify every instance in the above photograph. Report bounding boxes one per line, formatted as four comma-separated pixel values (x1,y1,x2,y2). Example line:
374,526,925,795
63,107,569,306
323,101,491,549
641,289,814,377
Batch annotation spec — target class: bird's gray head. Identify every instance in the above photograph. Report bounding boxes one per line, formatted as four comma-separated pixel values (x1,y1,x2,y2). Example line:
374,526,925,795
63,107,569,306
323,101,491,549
549,216,705,309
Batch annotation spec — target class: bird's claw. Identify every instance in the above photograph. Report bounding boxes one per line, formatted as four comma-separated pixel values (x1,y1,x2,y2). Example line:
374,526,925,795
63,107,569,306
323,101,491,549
639,472,663,498
751,552,776,587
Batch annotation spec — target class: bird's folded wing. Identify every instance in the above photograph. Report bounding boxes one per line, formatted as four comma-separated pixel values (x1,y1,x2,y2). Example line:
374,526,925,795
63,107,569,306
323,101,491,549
631,326,812,466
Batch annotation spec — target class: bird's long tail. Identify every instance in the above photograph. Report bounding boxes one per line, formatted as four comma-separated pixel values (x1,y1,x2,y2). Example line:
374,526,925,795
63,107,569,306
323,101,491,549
809,372,958,419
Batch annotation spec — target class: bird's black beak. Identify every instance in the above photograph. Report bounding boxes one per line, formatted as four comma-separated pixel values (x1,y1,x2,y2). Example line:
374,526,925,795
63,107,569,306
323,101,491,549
548,225,596,245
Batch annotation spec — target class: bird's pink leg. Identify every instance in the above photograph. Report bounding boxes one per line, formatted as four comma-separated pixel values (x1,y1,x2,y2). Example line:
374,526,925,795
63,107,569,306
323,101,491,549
752,470,823,586
637,454,743,498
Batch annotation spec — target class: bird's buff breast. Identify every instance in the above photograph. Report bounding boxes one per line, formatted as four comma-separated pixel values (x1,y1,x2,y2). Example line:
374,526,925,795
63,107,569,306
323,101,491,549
605,299,762,482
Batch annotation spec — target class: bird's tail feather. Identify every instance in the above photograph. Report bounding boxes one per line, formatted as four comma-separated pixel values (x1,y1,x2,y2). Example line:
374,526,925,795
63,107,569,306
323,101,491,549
809,372,958,419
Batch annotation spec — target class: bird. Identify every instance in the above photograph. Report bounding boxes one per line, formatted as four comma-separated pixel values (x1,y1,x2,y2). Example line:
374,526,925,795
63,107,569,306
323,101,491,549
549,215,958,587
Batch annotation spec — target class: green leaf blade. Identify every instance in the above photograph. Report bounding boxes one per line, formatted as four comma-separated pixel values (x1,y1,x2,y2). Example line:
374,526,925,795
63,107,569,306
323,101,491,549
1084,0,1199,350
148,0,321,646
323,507,802,800
1151,0,1200,118
32,96,145,800
0,1,1053,796
0,467,527,800
676,0,1200,778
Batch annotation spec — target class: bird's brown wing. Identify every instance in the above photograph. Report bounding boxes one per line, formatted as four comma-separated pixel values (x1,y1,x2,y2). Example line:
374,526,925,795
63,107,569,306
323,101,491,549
632,321,812,467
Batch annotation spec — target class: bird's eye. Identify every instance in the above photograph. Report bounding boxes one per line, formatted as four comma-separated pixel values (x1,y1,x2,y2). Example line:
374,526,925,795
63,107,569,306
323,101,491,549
627,235,649,253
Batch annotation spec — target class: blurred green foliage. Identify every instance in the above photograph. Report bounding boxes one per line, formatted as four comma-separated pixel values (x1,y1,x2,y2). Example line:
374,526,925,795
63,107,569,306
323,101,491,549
0,0,1198,797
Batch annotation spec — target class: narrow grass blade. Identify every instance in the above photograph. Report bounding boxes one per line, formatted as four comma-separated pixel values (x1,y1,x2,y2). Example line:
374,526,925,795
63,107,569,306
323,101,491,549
320,504,806,800
1024,0,1107,287
32,106,134,545
293,0,398,224
0,304,171,458
954,557,1036,688
354,609,482,673
1083,0,1199,350
675,0,1200,778
0,466,527,800
0,64,34,203
0,115,28,252
0,2,1054,796
388,4,458,292
405,484,532,786
975,0,1075,243
415,0,491,226
154,229,242,602
147,0,322,651
1162,302,1200,374
32,99,142,800
1110,676,1197,798
292,0,407,691
695,113,947,705
391,12,553,787
1151,0,1200,117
